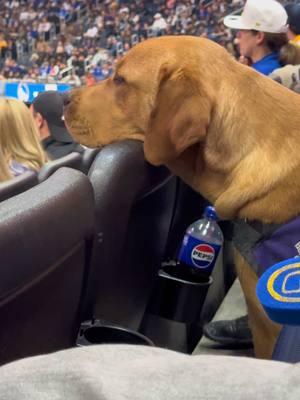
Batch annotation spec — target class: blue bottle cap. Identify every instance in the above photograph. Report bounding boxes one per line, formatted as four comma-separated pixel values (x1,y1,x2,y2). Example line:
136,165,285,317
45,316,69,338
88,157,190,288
256,257,300,326
203,206,218,221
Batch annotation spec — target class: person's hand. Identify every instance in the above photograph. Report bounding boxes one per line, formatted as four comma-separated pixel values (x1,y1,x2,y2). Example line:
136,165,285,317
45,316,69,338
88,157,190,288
239,55,251,66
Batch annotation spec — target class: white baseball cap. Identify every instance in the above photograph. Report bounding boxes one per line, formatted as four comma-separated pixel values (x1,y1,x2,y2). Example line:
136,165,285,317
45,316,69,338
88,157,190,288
224,0,288,33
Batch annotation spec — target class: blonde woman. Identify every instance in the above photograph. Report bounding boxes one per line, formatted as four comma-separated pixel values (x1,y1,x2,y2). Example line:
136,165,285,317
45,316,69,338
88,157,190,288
0,98,47,181
0,146,11,182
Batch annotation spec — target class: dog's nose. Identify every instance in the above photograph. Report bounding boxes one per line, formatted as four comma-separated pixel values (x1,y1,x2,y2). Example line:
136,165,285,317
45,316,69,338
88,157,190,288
62,92,71,107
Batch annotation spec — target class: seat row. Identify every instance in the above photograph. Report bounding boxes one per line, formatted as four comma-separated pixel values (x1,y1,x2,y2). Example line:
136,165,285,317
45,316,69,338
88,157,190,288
0,139,217,365
0,148,99,203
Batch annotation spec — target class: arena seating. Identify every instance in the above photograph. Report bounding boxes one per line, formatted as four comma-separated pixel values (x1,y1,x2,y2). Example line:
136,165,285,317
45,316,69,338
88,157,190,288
38,152,83,182
0,139,236,359
0,171,38,203
0,168,95,365
85,140,177,331
80,147,100,174
0,0,244,85
0,151,99,203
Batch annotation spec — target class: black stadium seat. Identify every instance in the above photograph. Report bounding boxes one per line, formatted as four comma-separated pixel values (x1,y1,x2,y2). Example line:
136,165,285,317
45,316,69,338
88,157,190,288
0,171,38,203
80,147,101,174
38,152,83,182
85,140,177,331
163,180,208,259
0,168,95,365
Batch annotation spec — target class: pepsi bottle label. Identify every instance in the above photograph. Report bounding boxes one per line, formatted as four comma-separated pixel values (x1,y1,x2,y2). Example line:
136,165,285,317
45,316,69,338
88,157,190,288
178,234,221,274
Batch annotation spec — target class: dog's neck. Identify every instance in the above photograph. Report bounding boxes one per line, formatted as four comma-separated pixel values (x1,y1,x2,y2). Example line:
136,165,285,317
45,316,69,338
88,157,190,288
168,68,300,224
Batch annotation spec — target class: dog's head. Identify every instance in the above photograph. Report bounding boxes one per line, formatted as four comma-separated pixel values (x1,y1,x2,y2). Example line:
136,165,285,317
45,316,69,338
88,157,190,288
64,36,231,155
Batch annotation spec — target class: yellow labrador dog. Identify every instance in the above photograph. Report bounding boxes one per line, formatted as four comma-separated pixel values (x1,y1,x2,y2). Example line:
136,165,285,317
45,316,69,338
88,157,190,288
64,36,300,358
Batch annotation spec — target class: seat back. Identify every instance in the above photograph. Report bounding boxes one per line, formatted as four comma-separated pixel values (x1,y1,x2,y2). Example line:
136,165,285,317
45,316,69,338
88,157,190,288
87,140,177,330
164,179,208,259
0,168,95,365
80,147,100,174
0,171,38,203
38,152,83,182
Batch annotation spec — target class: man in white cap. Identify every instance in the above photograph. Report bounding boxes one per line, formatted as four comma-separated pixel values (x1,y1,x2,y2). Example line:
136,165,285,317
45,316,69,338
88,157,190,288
223,0,288,76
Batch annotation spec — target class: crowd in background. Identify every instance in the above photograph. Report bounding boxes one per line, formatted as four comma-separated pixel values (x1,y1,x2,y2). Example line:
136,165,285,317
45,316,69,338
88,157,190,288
1,0,298,86
0,0,246,85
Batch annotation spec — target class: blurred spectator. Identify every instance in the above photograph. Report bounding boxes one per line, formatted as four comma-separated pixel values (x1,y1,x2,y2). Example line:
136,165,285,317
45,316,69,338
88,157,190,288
0,146,12,182
86,72,96,86
152,13,168,34
84,25,99,38
0,98,47,180
231,1,300,92
31,90,84,160
224,0,288,75
285,3,300,45
263,2,300,91
270,42,300,92
0,32,8,59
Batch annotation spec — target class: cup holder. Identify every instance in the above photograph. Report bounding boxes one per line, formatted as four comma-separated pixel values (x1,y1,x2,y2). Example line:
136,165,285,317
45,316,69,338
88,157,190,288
146,261,213,323
77,320,154,347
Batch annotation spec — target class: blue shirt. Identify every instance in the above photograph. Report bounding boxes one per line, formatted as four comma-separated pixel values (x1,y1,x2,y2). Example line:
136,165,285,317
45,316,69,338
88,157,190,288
252,53,281,76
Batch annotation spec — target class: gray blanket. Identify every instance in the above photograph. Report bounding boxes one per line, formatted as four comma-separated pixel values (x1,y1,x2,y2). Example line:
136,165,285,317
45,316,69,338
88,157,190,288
0,345,298,399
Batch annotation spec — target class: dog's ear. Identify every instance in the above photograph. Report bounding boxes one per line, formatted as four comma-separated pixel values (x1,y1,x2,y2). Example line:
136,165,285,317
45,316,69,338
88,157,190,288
144,64,212,165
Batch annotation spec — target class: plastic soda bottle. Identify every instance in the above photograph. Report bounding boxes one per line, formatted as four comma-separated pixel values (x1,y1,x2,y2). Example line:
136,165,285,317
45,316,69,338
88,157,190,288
177,206,223,280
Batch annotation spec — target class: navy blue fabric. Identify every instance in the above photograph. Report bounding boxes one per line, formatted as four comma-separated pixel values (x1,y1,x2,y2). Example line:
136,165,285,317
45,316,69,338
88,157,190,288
232,220,280,275
232,217,300,362
272,326,300,363
254,216,300,277
248,217,300,363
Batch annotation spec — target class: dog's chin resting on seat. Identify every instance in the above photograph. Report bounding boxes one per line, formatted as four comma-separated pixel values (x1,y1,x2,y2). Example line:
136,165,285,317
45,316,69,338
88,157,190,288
64,36,300,358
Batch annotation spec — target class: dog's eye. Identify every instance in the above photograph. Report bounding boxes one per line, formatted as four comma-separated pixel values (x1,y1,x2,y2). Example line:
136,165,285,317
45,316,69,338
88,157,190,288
113,75,126,86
